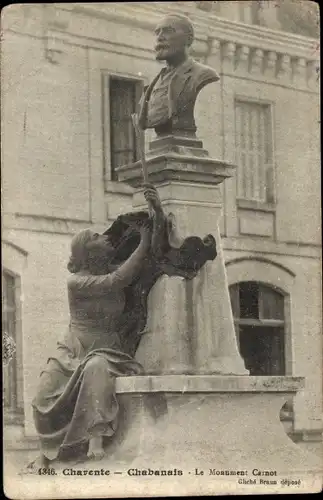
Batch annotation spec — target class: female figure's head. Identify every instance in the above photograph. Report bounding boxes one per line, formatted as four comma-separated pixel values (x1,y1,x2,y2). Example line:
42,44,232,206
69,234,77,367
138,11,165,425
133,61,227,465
67,229,115,274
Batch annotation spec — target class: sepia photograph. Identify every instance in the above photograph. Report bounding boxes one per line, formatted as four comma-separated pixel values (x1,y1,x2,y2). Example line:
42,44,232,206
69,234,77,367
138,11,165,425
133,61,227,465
1,1,322,498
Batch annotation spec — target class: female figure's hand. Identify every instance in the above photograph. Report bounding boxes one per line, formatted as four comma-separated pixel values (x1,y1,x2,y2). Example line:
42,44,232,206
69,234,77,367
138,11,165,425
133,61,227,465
143,183,162,213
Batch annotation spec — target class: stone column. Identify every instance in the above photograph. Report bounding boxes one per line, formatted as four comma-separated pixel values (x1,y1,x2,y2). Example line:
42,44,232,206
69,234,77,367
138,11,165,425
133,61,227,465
117,136,248,375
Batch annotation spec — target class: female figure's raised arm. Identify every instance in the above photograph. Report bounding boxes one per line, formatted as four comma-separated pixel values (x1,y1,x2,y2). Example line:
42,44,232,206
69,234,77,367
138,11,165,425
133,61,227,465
110,220,151,287
143,183,166,259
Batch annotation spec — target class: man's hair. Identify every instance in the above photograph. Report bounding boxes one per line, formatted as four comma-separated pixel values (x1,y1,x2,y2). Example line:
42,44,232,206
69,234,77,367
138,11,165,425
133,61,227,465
164,14,195,46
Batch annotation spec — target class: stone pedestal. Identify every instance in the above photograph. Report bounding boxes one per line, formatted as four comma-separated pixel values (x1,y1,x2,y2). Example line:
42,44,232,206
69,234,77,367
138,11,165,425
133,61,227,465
100,137,323,496
10,138,321,499
47,377,321,498
104,376,321,480
12,377,322,499
116,136,247,375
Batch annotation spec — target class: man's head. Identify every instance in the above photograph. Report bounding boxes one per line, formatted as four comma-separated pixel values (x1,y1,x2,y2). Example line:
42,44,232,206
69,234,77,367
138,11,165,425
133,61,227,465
154,14,194,62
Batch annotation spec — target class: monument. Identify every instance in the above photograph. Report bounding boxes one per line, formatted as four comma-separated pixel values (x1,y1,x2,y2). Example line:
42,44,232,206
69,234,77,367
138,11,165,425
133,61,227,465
27,12,321,496
118,13,249,376
110,13,321,494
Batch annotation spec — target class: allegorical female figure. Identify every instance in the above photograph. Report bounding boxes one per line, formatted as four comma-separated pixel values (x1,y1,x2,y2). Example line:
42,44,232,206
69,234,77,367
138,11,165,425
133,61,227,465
31,186,160,467
30,182,216,469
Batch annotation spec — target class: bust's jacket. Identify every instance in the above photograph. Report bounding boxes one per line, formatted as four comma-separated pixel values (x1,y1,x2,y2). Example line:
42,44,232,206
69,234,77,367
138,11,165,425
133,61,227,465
138,57,220,130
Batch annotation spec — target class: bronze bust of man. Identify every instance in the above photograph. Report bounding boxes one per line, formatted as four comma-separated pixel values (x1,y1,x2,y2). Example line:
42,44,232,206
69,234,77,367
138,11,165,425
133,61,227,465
138,14,219,138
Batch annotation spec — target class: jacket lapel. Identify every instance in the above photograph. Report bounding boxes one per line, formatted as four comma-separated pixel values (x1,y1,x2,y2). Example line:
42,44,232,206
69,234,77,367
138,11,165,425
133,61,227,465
169,58,194,117
138,70,163,129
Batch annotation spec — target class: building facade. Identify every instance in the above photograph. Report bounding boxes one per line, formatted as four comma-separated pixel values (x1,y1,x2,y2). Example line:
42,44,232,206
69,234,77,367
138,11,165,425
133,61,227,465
2,2,321,451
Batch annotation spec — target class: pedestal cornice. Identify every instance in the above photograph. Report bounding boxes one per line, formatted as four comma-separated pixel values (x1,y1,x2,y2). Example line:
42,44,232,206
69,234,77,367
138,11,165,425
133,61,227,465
115,375,305,394
116,154,236,188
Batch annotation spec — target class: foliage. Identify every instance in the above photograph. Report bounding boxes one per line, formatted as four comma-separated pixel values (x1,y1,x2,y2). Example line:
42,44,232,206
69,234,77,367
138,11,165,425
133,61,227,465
194,0,320,38
3,331,16,365
277,0,320,38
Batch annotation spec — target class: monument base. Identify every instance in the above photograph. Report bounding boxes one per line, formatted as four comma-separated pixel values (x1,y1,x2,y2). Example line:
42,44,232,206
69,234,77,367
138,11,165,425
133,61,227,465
104,376,320,475
10,376,322,497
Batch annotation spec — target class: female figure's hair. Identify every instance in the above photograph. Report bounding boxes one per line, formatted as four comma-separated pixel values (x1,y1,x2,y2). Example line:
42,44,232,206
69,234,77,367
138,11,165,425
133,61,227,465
67,229,94,273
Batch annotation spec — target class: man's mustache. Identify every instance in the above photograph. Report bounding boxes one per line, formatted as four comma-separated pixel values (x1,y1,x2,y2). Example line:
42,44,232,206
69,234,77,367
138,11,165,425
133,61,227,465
155,43,170,51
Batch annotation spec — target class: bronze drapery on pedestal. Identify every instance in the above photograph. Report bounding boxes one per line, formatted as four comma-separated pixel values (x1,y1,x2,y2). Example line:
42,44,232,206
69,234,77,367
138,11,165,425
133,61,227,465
103,210,217,357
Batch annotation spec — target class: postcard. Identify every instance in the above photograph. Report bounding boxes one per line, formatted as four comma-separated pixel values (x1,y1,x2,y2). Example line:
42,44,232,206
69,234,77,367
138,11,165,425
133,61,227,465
2,1,322,498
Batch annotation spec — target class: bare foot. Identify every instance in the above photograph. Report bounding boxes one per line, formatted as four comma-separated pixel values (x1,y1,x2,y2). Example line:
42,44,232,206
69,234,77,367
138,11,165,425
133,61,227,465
87,449,105,460
87,437,105,461
25,454,50,474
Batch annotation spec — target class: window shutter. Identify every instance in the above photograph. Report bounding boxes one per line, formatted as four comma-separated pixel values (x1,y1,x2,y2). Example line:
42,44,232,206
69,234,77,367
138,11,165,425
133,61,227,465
229,283,240,318
109,77,142,181
235,100,273,203
259,284,284,320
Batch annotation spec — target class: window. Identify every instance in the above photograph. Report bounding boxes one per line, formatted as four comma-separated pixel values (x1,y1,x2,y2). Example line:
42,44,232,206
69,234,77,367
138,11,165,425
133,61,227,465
235,100,274,204
2,270,22,413
109,77,143,181
229,281,285,375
